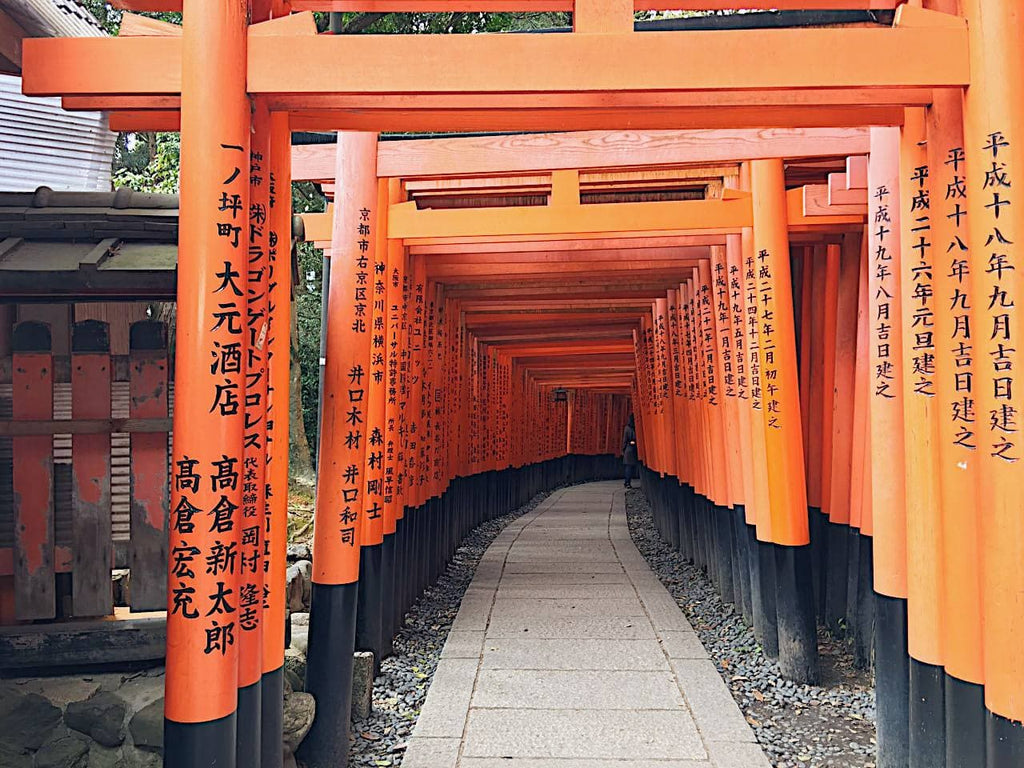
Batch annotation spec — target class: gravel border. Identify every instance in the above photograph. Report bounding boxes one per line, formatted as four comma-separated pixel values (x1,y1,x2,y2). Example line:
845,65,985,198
625,488,877,768
346,489,557,767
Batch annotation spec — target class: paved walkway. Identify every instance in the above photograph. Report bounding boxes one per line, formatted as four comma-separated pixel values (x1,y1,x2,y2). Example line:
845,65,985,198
402,481,772,768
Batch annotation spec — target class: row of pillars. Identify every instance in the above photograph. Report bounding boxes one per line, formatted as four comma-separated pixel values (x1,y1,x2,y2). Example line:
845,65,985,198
632,32,1024,761
164,6,630,765
303,130,632,766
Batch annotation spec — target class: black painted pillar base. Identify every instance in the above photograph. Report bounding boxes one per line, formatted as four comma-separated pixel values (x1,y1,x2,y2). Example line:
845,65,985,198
909,658,946,768
380,533,396,660
774,544,819,684
844,528,861,655
755,537,779,660
747,525,766,648
716,507,735,605
733,507,752,625
260,667,284,768
945,674,985,768
854,534,875,669
987,708,1024,768
165,712,236,768
808,507,825,624
236,680,261,767
824,520,849,636
876,593,910,768
299,581,358,768
356,543,384,675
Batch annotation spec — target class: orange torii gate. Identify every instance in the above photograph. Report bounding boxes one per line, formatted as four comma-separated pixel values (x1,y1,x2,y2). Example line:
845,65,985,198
15,2,1024,768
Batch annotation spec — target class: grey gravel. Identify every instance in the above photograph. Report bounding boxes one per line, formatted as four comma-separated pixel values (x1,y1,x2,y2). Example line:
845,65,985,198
625,488,877,768
346,488,557,768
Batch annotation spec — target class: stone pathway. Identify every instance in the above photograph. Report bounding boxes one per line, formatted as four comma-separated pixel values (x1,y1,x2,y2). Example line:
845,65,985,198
401,481,772,768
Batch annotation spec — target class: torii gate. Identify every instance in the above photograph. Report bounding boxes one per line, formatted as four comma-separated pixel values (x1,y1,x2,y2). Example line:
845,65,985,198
17,1,1024,768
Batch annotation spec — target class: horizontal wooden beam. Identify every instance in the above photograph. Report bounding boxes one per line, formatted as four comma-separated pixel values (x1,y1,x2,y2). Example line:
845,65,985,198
294,128,870,180
0,418,172,436
390,197,751,239
24,25,966,101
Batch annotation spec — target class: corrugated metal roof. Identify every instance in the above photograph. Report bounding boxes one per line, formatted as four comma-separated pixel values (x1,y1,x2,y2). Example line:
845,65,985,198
0,0,105,40
0,74,116,192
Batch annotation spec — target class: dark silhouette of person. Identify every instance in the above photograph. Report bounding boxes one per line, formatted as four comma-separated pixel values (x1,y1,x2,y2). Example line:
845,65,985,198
622,413,638,488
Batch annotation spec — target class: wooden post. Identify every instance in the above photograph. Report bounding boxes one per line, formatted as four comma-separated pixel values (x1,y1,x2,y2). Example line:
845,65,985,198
165,1,249,763
128,321,169,614
827,234,862,643
355,179,390,671
300,132,378,768
70,320,112,618
899,105,946,768
262,108,292,768
12,321,54,622
962,0,1024,761
750,158,818,684
868,126,910,768
927,81,986,765
237,98,271,768
381,178,406,658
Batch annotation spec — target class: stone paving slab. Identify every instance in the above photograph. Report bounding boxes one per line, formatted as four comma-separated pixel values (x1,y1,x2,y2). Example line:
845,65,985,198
479,637,672,671
403,481,768,768
462,709,706,760
503,561,626,574
490,597,647,618
497,572,632,586
496,583,638,599
472,669,684,709
485,615,657,639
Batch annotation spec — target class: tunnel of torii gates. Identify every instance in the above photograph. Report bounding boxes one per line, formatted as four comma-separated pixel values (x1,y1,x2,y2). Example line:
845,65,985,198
16,0,1024,766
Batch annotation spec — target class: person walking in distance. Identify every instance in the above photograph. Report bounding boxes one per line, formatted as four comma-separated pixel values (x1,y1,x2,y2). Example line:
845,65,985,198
622,414,638,488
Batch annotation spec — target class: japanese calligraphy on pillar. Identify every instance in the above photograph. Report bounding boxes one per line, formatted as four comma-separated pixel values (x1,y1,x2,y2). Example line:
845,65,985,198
384,250,404,514
872,184,899,401
170,136,251,660
943,147,975,450
341,204,374,547
907,162,936,398
757,249,781,428
241,124,271,649
715,259,736,398
745,252,763,411
362,203,388,538
730,258,747,401
977,131,1018,461
700,279,718,407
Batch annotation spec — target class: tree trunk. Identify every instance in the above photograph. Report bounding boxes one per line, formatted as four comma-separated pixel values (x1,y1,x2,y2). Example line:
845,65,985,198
289,294,315,490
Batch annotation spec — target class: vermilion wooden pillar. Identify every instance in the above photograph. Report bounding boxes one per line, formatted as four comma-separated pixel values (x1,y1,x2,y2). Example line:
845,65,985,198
165,2,249,764
300,132,378,768
355,179,389,671
381,178,406,655
962,1,1024,763
868,126,910,768
237,98,271,768
750,158,818,684
927,78,986,767
899,106,947,768
739,163,780,661
262,108,292,768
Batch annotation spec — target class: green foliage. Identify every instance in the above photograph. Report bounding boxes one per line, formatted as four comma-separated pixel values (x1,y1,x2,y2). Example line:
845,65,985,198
113,132,180,194
292,184,328,455
74,1,181,34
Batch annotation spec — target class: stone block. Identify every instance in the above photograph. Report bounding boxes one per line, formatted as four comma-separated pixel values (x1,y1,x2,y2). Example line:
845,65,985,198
350,651,374,720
